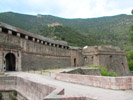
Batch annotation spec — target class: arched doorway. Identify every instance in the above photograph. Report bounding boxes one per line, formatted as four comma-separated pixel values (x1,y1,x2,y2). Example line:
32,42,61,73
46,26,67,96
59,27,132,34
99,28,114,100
74,58,76,67
5,53,16,71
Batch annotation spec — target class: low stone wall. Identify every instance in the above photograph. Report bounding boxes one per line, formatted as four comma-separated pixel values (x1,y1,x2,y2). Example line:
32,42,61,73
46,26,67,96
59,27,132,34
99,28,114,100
0,76,16,91
16,77,56,100
55,73,133,90
131,76,133,89
0,76,62,100
0,75,107,100
0,91,27,100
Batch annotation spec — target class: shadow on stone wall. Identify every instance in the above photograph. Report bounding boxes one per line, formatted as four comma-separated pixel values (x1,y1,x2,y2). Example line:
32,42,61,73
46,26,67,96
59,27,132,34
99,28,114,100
62,67,101,76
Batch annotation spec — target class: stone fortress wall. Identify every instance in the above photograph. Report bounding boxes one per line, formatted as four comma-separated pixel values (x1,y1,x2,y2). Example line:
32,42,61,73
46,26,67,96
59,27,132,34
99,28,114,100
0,22,130,76
0,22,82,71
82,46,130,76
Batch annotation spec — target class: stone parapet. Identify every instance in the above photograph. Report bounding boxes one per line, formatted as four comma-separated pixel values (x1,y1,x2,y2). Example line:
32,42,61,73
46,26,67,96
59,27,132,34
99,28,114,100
132,77,133,89
0,76,62,100
0,75,112,100
55,73,133,90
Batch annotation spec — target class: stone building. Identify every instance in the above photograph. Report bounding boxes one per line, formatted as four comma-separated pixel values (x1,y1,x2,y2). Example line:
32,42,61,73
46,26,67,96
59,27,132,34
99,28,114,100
48,22,63,27
0,22,130,76
0,22,82,72
82,46,130,76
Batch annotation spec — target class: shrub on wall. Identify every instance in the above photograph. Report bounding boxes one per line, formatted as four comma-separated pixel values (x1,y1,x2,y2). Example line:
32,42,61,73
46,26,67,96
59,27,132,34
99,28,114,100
88,65,118,77
13,90,17,96
11,97,17,100
126,50,133,71
100,67,108,76
107,70,118,77
0,93,3,100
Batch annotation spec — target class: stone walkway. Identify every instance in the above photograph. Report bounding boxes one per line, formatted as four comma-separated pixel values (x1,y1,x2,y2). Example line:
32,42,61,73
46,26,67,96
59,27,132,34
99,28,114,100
6,72,133,100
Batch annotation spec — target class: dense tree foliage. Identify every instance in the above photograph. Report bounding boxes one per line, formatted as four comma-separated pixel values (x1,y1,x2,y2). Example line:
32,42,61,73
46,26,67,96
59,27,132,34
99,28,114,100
38,26,103,47
129,25,133,45
126,50,133,72
0,12,133,48
129,11,133,45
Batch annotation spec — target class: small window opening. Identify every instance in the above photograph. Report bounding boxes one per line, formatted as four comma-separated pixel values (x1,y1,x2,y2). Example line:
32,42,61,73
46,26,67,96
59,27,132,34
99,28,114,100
51,43,53,46
84,57,87,61
12,31,17,36
35,38,37,42
2,28,8,33
28,36,33,41
20,33,25,38
59,45,62,48
39,40,41,43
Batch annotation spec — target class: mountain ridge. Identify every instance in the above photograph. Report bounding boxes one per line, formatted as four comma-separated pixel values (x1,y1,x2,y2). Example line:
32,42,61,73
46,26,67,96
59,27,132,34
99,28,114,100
0,12,132,49
3,11,132,19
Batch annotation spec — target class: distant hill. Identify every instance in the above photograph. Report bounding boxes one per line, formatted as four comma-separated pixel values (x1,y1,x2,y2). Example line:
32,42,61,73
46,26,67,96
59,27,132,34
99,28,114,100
0,12,133,48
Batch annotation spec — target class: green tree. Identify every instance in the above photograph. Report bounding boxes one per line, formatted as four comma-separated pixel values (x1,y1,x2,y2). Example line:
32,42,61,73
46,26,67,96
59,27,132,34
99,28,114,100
129,10,133,44
0,93,3,100
126,50,133,71
129,25,133,44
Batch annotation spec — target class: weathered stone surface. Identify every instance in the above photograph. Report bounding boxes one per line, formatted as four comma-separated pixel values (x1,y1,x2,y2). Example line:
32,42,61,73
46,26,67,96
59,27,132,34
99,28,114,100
0,22,130,76
83,46,130,76
0,26,79,71
21,53,71,70
56,73,133,90
0,76,60,100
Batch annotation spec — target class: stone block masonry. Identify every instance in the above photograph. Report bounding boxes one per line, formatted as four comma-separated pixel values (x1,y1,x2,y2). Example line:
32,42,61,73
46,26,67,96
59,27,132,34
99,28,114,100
55,73,133,90
132,77,133,89
0,22,130,76
83,46,130,76
0,22,82,71
21,53,71,71
0,75,102,100
0,76,59,100
0,91,27,100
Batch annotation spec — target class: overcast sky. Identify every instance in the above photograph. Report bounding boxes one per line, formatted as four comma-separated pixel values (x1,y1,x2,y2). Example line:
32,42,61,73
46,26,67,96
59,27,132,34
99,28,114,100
0,0,132,18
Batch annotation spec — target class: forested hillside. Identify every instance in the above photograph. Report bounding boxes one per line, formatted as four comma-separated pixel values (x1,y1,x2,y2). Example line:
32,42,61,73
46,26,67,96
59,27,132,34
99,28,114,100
0,12,133,48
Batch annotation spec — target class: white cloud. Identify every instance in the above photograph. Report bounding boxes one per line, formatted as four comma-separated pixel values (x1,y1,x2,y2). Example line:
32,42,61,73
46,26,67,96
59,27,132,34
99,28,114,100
49,0,133,18
0,0,132,18
56,0,92,18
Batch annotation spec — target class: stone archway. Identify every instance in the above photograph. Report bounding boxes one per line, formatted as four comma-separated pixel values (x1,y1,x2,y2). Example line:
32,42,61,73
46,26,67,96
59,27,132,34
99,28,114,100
5,53,16,71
